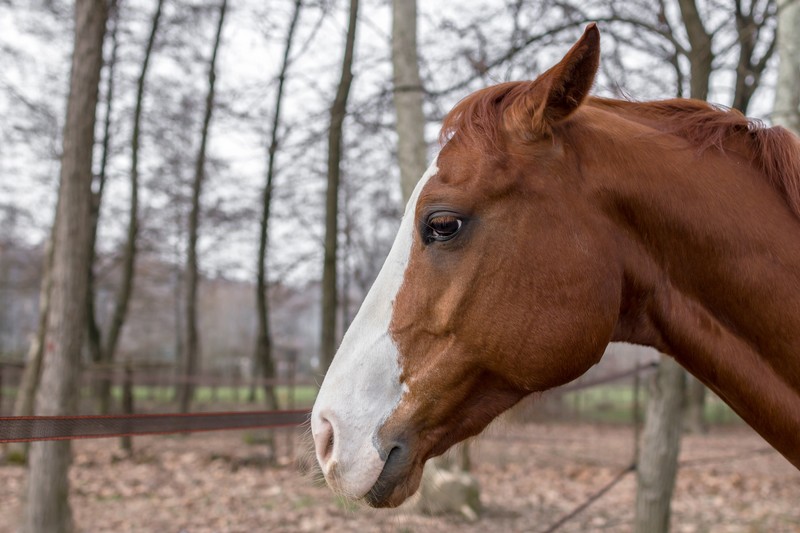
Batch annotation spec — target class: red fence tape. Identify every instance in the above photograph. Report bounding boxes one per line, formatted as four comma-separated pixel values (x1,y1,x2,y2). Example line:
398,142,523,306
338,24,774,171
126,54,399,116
0,409,310,443
0,364,658,444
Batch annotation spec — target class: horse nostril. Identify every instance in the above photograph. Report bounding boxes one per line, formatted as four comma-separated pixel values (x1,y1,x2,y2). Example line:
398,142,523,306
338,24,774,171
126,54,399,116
315,416,335,466
385,444,401,463
325,426,334,461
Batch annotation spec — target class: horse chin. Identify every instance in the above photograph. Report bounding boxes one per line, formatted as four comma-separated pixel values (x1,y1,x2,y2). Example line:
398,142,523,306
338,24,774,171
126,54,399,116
362,430,459,507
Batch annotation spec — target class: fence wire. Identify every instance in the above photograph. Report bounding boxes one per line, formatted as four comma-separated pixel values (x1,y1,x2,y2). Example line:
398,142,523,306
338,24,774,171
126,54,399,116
0,409,309,443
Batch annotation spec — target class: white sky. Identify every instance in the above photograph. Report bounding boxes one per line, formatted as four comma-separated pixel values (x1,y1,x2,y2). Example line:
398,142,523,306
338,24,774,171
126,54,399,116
0,0,781,285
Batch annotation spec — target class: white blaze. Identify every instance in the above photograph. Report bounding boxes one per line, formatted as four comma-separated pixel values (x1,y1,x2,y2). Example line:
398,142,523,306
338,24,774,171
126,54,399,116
311,158,439,498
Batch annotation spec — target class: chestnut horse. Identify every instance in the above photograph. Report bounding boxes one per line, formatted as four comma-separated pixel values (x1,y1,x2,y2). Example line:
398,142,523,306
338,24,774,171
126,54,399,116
311,24,800,508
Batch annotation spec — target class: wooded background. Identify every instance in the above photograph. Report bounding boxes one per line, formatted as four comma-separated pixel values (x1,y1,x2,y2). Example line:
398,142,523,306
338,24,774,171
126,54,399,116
0,0,798,532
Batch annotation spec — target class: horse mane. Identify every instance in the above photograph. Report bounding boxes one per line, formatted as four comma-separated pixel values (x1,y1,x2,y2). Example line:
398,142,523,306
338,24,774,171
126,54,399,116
595,98,800,217
440,81,539,152
440,83,800,218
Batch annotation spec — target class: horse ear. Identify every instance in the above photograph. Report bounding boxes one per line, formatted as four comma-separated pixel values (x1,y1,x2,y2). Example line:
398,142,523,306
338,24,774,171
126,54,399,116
507,24,600,138
541,23,600,123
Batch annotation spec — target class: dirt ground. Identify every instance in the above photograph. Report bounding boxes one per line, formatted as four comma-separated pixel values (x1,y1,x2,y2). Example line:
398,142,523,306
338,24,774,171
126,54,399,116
1,421,798,533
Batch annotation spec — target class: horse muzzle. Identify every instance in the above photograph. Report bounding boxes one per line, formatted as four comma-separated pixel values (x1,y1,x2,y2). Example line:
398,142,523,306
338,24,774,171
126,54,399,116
312,407,423,506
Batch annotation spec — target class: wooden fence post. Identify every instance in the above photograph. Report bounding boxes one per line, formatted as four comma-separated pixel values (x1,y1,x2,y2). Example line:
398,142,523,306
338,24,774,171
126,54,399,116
286,349,297,458
146,371,154,402
0,362,4,415
633,361,642,457
121,363,134,454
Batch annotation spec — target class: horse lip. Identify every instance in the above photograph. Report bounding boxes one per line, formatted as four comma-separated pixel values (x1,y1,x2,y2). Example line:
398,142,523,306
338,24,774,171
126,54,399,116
363,444,415,507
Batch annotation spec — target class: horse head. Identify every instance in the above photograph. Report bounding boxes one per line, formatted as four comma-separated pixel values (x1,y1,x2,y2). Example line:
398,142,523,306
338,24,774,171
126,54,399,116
311,24,627,507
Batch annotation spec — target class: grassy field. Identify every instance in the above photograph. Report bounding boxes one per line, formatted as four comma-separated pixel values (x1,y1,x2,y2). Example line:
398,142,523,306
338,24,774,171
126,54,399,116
0,385,319,412
561,384,742,424
2,378,742,425
104,384,319,409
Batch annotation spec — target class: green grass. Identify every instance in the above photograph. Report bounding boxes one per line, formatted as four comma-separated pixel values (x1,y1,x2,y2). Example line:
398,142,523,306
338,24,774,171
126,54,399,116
292,495,315,509
104,384,318,408
1,384,317,410
3,379,741,426
562,384,742,425
193,385,318,406
334,495,360,513
4,448,27,465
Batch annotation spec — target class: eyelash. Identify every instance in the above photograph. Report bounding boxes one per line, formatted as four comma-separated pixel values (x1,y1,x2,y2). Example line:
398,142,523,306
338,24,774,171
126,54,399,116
422,214,463,244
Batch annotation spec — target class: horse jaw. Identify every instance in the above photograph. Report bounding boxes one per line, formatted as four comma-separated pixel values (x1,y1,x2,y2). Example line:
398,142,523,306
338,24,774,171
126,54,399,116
310,158,439,501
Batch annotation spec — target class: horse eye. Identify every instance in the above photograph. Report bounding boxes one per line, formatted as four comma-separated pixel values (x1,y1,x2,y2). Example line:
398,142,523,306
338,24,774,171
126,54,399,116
424,214,463,244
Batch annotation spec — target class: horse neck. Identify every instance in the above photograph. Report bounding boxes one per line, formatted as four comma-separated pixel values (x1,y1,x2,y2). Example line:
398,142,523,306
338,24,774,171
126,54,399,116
582,116,800,467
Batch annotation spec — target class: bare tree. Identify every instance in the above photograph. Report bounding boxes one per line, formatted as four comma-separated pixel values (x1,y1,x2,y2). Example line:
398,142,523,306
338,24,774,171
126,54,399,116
676,0,714,100
320,0,359,372
22,1,108,531
635,355,685,533
631,5,711,530
731,0,778,113
178,0,228,413
253,0,303,421
11,233,54,422
88,0,165,414
86,0,120,391
773,0,800,134
103,0,163,404
392,0,427,200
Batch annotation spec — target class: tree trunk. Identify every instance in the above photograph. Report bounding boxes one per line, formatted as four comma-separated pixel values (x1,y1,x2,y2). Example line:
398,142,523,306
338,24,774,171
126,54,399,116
392,0,427,200
22,2,107,532
5,231,55,462
731,5,757,113
634,355,685,533
341,185,354,330
255,0,302,416
633,5,710,522
13,233,54,422
171,260,184,399
773,0,800,134
86,0,118,380
91,0,162,415
676,0,713,101
178,0,227,413
683,375,707,433
320,0,359,373
95,0,163,415
731,0,777,115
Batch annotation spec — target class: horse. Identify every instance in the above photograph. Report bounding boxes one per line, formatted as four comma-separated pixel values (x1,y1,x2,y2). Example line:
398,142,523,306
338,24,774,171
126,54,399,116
311,23,800,508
